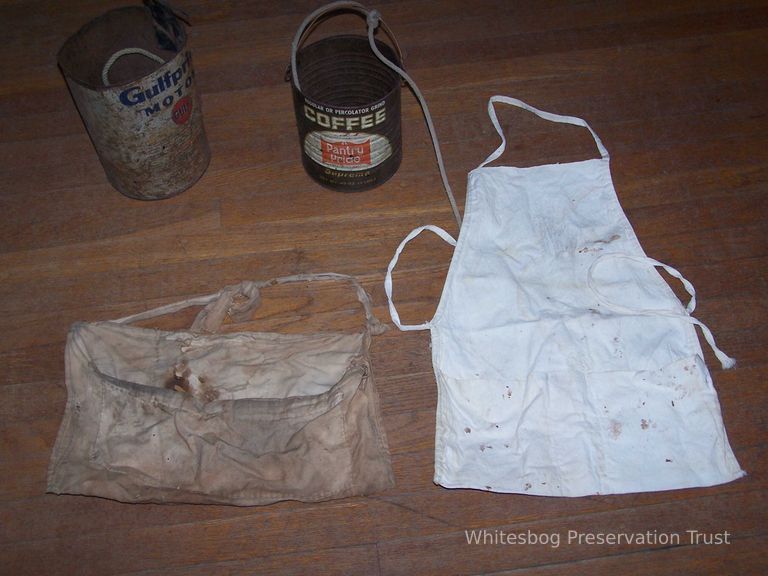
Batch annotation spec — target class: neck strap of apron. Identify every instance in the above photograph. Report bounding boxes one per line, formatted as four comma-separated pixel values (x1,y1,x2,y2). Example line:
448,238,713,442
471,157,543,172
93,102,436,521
479,96,610,168
112,273,387,336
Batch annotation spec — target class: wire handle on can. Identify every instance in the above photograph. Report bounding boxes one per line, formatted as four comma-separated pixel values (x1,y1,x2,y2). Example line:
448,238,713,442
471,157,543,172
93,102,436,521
289,1,404,91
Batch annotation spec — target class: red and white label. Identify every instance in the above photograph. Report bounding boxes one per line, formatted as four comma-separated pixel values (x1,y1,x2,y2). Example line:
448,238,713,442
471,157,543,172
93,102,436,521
305,131,391,171
320,138,372,167
172,96,192,125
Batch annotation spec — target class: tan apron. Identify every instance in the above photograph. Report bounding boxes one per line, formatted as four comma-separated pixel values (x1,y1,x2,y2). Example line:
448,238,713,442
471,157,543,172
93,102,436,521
47,273,394,505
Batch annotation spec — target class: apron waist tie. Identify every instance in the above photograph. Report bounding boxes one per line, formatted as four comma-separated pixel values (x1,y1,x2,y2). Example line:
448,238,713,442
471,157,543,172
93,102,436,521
587,254,736,370
385,225,457,331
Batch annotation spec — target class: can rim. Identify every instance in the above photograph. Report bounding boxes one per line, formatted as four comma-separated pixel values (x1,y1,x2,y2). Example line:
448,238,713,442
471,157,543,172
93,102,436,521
58,5,187,93
294,34,401,110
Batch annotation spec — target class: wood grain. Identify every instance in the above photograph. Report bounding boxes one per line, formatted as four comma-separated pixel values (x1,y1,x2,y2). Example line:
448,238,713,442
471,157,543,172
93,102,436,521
1,1,766,574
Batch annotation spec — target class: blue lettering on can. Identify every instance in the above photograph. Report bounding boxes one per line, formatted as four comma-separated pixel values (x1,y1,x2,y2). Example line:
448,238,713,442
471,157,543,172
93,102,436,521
118,52,192,108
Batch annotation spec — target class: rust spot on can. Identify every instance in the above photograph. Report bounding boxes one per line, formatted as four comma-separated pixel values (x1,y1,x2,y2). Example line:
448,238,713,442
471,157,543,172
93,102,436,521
58,6,210,200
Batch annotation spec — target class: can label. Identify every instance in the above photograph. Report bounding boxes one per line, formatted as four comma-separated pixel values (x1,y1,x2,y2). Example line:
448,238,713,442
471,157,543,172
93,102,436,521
116,51,197,121
293,92,401,191
304,131,392,170
290,36,402,192
322,136,370,167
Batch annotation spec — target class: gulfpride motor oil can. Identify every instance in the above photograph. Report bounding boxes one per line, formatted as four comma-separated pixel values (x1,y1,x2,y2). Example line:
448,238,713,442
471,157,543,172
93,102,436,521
58,2,210,200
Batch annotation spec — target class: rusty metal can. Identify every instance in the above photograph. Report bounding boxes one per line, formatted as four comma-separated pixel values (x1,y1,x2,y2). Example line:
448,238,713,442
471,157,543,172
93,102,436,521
58,4,210,200
288,6,403,192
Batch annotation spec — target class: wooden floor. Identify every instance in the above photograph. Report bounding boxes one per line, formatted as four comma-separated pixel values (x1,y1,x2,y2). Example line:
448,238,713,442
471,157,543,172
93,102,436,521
2,0,767,574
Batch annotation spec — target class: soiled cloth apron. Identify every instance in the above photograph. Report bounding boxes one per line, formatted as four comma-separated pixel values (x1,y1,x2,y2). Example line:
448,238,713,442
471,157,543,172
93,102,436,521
47,273,394,505
386,96,745,496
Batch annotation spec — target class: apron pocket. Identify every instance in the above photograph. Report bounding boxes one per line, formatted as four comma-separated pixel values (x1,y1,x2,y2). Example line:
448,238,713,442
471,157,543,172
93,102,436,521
85,367,362,504
586,354,744,494
435,369,587,495
434,355,743,496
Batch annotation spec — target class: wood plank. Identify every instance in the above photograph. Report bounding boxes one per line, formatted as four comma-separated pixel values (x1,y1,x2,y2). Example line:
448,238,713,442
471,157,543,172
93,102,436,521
117,544,381,576
0,176,763,293
1,479,763,576
376,490,766,576
486,534,767,576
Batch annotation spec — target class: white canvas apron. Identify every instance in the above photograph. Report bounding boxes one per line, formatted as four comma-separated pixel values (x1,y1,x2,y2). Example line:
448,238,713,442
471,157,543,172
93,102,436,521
386,96,745,496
